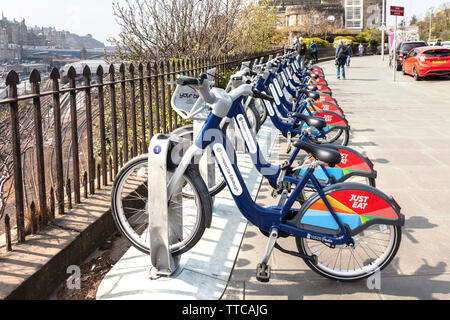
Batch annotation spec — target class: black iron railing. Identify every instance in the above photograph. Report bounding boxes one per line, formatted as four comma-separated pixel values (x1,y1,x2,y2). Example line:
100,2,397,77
0,48,284,251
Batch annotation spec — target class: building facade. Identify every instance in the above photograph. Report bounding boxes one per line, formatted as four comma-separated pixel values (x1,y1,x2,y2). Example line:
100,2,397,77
271,0,383,32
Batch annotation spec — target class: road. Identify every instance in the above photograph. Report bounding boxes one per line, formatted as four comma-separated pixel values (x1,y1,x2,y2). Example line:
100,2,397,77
222,55,450,300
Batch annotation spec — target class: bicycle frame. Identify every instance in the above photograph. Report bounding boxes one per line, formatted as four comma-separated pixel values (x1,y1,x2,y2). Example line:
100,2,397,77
166,97,354,246
194,113,354,246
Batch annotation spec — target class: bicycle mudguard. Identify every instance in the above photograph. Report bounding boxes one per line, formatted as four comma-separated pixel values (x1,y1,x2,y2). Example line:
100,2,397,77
312,66,324,72
315,84,332,95
317,93,338,105
288,183,405,237
298,145,377,183
312,68,324,75
309,101,344,117
311,78,328,86
311,110,350,133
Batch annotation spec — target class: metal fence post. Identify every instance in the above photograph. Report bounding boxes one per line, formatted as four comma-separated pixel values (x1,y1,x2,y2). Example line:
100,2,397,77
50,68,64,215
83,66,95,195
6,70,25,243
68,67,81,204
96,66,108,186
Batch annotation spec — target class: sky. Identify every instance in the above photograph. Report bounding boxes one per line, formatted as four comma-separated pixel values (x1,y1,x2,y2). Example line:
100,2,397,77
1,0,449,44
385,0,450,26
1,0,126,45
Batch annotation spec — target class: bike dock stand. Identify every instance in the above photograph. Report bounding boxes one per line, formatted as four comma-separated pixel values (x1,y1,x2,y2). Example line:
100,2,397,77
148,134,182,279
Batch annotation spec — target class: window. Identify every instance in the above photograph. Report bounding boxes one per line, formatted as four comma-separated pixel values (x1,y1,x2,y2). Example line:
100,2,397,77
312,15,319,25
424,49,450,57
345,0,363,29
289,15,296,26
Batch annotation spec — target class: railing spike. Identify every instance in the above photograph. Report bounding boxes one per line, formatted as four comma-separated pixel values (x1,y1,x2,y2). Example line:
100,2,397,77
96,65,104,77
29,69,41,83
50,67,60,80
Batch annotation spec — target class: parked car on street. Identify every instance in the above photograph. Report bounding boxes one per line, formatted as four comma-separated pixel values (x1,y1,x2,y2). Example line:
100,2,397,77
395,41,427,70
401,46,450,81
441,41,450,49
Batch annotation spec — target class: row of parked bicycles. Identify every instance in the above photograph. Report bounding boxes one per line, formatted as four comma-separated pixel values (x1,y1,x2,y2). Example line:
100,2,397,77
110,52,405,283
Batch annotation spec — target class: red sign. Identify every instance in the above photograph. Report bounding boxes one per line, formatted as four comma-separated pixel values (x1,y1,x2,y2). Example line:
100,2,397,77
390,6,404,16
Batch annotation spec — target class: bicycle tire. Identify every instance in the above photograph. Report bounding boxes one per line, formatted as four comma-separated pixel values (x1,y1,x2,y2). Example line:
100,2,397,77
294,183,403,282
246,102,262,134
111,155,211,256
250,98,268,126
297,225,401,282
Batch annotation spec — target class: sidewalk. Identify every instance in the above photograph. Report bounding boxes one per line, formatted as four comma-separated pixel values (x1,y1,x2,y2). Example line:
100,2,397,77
222,56,450,300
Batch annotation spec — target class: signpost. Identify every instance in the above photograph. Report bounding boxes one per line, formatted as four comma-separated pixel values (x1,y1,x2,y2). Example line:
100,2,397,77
390,6,404,81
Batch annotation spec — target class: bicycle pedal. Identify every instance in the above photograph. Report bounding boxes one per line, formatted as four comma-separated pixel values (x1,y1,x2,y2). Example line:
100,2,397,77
256,263,271,283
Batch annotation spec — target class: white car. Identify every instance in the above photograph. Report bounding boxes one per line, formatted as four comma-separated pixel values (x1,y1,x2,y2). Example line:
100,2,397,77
441,41,450,49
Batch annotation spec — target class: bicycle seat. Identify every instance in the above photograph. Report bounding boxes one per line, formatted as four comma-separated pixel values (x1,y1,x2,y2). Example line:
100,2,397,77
296,89,320,100
293,140,342,167
290,113,327,130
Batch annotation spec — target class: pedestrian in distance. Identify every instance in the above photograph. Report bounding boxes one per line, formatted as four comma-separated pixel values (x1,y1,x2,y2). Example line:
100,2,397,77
296,37,307,70
358,43,364,56
335,39,348,80
345,41,353,67
310,40,319,64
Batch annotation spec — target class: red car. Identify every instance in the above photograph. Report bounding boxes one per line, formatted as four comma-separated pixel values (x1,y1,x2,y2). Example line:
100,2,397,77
401,46,450,80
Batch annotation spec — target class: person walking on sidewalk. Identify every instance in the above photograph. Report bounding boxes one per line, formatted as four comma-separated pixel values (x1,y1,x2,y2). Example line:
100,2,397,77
358,43,365,56
296,37,307,70
310,40,319,64
335,40,348,80
345,41,353,67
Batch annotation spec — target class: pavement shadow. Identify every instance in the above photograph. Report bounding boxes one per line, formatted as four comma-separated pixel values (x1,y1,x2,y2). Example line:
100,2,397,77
420,75,450,82
351,128,375,133
371,158,390,164
231,251,448,300
345,79,380,81
404,216,439,245
229,215,446,300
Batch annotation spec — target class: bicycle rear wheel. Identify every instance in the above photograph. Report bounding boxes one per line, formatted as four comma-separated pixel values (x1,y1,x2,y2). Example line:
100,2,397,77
111,155,211,256
297,224,401,281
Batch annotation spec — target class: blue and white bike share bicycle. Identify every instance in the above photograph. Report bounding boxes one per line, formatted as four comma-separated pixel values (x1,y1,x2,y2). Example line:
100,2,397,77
111,57,404,282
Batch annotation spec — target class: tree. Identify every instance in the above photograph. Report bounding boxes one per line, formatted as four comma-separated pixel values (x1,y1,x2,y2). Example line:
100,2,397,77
229,0,286,54
410,15,418,26
416,4,450,41
110,0,243,61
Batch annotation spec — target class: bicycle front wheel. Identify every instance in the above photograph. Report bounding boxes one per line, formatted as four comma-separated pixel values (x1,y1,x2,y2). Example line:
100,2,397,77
111,155,211,256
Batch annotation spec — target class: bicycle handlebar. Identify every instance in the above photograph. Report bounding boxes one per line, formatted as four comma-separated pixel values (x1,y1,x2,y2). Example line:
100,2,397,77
177,76,202,86
252,88,275,102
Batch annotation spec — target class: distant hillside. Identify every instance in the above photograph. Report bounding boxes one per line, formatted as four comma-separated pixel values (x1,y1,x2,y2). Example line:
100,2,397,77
64,33,105,49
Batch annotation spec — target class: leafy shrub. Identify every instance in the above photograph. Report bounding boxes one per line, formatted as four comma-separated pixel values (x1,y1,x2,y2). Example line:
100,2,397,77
356,32,371,43
333,36,357,48
304,37,330,48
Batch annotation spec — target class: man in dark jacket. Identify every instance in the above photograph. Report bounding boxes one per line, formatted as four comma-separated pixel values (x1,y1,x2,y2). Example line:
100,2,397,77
296,37,307,70
335,40,348,80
